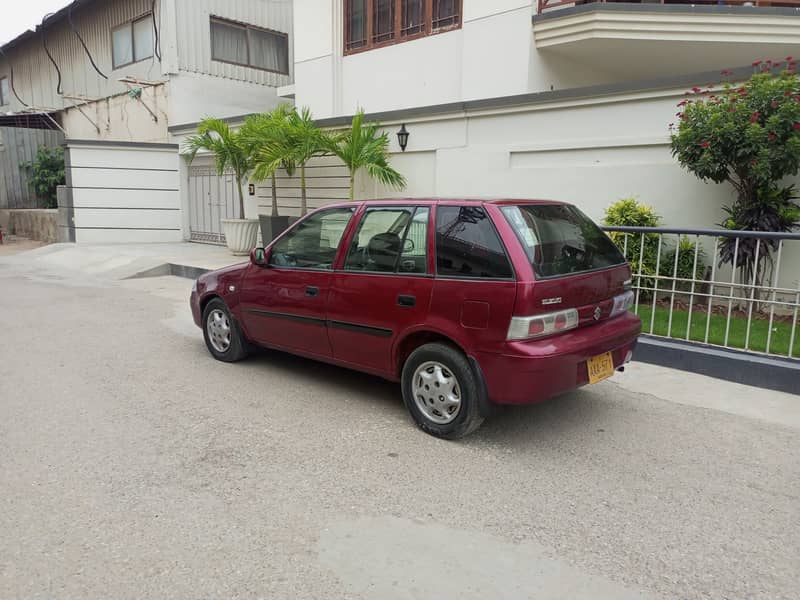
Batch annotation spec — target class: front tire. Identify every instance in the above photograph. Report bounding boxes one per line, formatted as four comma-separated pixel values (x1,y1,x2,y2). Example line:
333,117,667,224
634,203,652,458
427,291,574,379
401,343,484,439
202,298,249,362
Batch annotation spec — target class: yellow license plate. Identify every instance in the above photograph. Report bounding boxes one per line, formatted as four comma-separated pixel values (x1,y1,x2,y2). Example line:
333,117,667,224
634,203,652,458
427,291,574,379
587,352,615,384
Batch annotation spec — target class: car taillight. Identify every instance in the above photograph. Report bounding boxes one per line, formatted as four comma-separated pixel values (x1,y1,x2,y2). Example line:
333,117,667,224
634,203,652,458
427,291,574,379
611,290,634,318
507,308,579,341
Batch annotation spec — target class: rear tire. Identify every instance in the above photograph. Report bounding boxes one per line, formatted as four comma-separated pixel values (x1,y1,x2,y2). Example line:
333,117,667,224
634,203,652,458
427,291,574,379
202,298,249,363
401,343,484,439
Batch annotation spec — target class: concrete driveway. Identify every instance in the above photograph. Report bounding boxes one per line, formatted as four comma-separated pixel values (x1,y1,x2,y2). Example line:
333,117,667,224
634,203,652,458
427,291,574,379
1,251,798,599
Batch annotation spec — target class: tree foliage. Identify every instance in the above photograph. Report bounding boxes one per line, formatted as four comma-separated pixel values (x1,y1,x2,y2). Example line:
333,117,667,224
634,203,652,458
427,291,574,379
184,118,253,220
670,60,800,287
20,146,65,209
325,109,406,200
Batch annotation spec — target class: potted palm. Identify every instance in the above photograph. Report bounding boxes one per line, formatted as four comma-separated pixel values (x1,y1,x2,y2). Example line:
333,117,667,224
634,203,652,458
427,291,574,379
184,118,259,255
327,109,406,200
242,105,296,244
251,107,329,219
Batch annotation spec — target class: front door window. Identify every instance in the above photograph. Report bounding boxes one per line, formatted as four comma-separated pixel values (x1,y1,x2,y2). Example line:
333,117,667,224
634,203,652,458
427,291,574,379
269,208,354,269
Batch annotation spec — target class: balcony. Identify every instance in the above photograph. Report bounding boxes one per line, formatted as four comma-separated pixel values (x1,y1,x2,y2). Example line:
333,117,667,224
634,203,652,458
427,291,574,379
533,1,800,80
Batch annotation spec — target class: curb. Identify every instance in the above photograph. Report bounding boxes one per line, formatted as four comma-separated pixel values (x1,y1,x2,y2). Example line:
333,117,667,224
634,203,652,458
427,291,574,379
634,336,800,395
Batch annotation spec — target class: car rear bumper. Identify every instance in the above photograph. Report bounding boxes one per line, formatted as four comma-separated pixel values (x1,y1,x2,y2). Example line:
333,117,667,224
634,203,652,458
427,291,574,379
474,312,641,405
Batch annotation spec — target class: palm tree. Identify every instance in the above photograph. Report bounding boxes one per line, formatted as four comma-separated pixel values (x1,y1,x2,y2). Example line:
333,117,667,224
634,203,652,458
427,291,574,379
241,105,295,217
184,118,252,220
250,106,328,216
327,109,406,200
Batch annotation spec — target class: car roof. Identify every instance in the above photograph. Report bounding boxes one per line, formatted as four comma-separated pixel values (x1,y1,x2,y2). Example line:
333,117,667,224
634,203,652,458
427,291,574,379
322,198,568,210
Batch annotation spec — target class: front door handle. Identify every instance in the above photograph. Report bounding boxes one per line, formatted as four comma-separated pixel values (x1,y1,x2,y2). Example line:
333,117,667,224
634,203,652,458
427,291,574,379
397,294,416,307
306,286,319,297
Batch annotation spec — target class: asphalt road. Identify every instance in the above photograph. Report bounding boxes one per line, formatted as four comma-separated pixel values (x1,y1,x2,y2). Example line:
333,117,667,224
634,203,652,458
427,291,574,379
1,258,799,599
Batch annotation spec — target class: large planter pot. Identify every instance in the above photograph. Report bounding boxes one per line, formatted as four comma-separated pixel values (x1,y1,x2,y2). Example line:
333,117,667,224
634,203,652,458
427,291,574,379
259,214,290,245
221,219,259,256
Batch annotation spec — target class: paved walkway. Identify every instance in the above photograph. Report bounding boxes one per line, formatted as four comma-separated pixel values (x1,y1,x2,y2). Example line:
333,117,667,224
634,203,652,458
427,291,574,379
0,241,240,279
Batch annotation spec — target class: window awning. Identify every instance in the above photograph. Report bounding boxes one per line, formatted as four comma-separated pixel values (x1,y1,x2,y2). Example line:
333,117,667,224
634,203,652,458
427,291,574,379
0,112,61,130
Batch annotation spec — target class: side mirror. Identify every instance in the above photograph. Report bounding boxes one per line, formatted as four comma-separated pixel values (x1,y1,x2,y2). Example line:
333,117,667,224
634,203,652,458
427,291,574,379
250,247,268,267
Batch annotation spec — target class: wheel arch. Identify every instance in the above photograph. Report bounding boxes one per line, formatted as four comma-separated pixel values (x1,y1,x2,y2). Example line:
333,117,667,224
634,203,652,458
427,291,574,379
394,328,495,418
393,328,467,378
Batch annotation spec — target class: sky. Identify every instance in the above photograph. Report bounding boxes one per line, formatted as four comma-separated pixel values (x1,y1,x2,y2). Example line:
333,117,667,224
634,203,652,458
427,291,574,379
0,0,72,45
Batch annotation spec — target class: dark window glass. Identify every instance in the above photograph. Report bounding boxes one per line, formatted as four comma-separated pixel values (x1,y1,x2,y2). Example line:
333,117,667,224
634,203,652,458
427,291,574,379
210,20,248,65
435,206,512,279
398,207,429,274
269,208,354,270
401,0,425,36
345,207,413,273
372,0,395,43
0,78,9,106
502,204,625,278
132,16,154,63
250,28,290,74
346,0,368,50
432,0,459,28
211,18,289,74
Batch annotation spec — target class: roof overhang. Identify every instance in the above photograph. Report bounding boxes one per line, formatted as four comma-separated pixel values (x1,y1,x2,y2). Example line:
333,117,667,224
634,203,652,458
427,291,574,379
533,4,800,80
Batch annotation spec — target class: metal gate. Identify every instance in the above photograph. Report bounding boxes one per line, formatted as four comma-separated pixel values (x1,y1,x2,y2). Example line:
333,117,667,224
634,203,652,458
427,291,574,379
188,166,240,244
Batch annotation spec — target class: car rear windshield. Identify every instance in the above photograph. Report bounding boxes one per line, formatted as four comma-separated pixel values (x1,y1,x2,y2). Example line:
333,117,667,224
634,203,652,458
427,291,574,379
501,204,625,278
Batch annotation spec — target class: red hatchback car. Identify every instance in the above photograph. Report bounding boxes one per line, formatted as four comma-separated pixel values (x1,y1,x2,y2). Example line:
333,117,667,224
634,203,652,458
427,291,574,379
190,199,640,439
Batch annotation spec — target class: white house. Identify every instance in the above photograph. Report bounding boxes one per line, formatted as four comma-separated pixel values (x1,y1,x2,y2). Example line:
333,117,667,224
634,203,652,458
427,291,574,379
287,0,800,226
261,0,799,289
0,0,293,241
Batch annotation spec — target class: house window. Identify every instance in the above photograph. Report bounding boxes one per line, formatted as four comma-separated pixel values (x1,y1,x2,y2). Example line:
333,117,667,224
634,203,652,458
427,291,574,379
112,14,154,69
210,17,289,75
0,77,9,106
345,0,461,54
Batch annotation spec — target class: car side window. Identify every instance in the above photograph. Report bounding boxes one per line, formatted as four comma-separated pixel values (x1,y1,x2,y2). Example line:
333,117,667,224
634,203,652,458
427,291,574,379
435,205,513,279
345,206,429,274
269,207,354,269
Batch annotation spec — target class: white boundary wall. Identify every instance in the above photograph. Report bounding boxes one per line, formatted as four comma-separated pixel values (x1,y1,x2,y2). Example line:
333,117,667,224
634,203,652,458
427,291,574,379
65,141,182,244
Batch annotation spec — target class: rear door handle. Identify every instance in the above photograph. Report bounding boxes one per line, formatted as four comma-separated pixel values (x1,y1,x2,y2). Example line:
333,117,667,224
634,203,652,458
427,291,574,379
397,294,416,307
306,286,319,297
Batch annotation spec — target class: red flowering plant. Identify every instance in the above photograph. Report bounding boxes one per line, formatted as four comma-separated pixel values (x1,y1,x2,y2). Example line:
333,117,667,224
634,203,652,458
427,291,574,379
670,62,800,289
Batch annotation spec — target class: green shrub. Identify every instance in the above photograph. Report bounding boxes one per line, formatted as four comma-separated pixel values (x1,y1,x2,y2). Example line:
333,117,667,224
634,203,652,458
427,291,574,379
603,198,661,289
604,198,707,298
660,236,707,285
20,146,65,209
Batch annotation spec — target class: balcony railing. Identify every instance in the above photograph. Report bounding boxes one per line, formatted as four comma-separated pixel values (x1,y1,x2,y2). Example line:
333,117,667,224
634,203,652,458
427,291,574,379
601,226,800,360
538,0,800,14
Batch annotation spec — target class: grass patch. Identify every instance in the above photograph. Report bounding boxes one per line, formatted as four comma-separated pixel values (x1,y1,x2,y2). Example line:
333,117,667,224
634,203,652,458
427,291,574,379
635,303,800,358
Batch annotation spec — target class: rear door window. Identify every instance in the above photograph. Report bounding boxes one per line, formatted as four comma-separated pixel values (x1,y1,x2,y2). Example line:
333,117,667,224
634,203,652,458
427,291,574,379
435,206,512,279
501,204,625,278
344,206,430,274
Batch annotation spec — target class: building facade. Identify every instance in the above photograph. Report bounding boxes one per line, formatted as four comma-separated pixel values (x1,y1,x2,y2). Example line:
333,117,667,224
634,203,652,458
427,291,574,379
0,0,293,239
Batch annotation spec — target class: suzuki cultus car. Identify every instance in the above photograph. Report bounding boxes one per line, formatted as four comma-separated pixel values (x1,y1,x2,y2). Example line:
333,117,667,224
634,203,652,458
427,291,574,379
191,199,640,439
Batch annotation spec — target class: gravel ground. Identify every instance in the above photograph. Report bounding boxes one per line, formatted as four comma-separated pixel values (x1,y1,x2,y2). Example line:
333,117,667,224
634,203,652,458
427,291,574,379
1,260,798,599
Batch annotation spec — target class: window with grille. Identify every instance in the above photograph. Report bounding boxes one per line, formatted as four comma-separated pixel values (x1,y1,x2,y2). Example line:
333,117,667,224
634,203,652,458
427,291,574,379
211,17,289,75
345,0,461,54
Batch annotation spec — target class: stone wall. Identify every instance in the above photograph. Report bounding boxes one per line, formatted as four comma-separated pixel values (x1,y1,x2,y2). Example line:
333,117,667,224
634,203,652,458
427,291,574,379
0,210,59,243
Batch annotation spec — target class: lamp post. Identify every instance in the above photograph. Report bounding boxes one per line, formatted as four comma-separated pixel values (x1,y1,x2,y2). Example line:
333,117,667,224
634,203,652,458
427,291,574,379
397,124,409,152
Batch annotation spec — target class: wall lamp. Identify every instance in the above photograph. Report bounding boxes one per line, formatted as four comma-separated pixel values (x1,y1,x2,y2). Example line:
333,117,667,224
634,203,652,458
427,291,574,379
397,124,409,152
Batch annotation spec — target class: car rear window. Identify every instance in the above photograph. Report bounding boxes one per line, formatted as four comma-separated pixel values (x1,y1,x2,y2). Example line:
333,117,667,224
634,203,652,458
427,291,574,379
501,204,625,278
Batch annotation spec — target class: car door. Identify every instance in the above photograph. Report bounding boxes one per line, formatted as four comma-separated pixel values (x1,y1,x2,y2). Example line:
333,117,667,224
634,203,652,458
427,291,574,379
327,205,434,376
239,207,355,359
